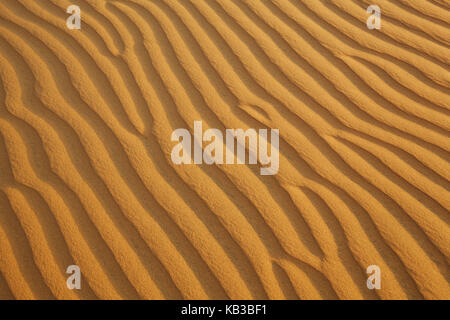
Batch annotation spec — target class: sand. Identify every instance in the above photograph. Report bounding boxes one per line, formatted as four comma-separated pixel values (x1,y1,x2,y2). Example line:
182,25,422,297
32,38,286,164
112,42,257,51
0,0,449,300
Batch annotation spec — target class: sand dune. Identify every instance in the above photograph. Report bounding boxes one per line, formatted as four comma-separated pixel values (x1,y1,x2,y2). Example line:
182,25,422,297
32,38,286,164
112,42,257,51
0,0,449,300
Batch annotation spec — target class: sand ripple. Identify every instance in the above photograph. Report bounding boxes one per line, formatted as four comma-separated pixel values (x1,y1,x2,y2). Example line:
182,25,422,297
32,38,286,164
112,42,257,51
0,0,449,299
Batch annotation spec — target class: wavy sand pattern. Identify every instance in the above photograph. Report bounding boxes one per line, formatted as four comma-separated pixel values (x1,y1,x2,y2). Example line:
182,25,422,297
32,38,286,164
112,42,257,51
0,0,449,300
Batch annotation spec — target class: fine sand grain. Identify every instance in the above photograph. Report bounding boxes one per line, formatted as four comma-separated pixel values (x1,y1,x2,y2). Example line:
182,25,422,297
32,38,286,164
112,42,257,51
0,0,449,300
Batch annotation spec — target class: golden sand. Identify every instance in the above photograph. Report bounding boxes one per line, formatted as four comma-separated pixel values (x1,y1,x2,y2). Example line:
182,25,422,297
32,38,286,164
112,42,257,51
0,0,449,299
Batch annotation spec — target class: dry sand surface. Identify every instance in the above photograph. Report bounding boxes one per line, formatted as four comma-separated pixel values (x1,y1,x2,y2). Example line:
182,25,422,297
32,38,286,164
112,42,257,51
0,0,449,300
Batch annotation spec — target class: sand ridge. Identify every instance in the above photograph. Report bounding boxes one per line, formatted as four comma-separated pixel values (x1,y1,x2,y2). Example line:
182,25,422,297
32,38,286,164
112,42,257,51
0,0,449,300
